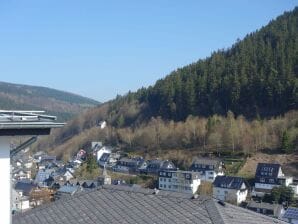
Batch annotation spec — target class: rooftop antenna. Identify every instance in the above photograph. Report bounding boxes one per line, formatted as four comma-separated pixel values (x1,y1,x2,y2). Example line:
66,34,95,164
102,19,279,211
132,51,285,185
0,110,64,224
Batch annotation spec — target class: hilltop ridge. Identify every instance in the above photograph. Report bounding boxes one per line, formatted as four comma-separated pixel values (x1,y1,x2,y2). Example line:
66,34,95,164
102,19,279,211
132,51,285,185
0,81,100,121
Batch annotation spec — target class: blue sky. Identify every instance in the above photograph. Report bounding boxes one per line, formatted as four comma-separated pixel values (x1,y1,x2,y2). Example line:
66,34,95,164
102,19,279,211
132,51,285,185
0,1,297,102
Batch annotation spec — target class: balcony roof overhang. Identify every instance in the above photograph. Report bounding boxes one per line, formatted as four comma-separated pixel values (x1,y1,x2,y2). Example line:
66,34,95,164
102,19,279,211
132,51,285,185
0,110,65,136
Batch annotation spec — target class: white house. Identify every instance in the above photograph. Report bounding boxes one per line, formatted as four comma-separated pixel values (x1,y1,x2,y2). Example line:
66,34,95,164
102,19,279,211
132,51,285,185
213,176,248,204
159,170,201,194
282,207,298,224
189,158,224,182
12,189,30,213
253,163,293,196
16,160,22,167
96,146,112,165
98,121,107,129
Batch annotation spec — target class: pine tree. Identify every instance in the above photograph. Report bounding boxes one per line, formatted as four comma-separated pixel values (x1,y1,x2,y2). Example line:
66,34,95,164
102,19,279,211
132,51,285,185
281,130,292,153
86,154,98,173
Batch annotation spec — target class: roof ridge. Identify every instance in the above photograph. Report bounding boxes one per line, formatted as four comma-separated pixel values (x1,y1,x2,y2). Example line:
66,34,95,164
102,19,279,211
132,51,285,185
101,185,195,199
204,199,226,224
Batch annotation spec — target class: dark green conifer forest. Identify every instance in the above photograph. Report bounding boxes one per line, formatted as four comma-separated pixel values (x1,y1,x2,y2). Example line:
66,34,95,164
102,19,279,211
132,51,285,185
126,7,298,120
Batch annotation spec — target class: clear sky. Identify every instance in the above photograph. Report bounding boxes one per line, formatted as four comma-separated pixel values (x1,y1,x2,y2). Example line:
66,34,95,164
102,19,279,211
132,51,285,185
0,1,297,102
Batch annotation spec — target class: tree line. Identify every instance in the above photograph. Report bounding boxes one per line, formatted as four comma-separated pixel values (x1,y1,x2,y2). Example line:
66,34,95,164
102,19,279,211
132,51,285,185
115,111,297,154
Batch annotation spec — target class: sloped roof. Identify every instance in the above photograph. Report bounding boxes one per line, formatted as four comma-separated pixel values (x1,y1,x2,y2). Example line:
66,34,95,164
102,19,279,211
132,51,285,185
14,181,37,196
213,176,246,190
12,185,286,224
255,163,281,178
57,185,80,194
192,157,221,166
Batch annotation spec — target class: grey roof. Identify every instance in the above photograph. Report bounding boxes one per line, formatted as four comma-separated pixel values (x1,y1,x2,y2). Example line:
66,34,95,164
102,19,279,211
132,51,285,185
213,176,246,190
57,185,80,194
283,207,298,220
190,157,222,172
118,157,138,164
14,181,37,196
192,157,221,166
12,185,286,224
146,159,176,170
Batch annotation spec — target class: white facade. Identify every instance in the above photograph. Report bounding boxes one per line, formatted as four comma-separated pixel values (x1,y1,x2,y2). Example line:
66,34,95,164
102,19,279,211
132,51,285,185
159,170,201,194
201,170,224,182
213,183,248,204
284,176,294,186
0,137,11,224
99,121,107,129
289,184,298,196
14,198,30,212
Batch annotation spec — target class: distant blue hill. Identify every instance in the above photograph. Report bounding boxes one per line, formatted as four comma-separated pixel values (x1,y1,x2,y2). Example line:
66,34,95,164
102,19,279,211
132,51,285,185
0,81,100,121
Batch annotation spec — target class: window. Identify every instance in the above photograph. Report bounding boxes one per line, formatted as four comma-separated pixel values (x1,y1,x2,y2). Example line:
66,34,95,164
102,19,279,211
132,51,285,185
224,191,228,195
159,184,162,188
269,179,275,184
168,179,171,182
169,185,171,189
260,178,265,183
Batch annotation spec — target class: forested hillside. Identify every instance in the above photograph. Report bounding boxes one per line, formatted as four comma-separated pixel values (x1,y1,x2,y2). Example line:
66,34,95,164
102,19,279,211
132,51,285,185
0,81,99,121
127,7,298,120
36,7,298,158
